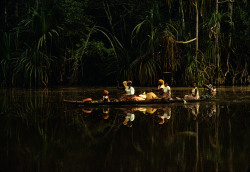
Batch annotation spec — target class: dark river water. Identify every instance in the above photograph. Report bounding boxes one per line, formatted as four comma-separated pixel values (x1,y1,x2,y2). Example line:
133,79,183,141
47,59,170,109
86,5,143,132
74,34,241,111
0,86,249,172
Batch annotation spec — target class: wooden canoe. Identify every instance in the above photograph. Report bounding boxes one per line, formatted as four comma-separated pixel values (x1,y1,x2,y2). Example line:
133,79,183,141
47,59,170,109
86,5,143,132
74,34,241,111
63,97,210,107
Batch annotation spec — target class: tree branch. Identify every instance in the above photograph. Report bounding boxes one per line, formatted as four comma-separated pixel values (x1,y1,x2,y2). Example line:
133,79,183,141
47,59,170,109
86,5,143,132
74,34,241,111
175,38,197,44
217,0,234,4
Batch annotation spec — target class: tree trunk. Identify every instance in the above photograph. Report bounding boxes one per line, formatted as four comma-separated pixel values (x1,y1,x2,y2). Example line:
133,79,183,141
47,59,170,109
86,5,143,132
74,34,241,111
195,1,199,72
179,0,185,36
215,0,220,84
225,0,233,78
4,5,7,26
36,0,39,10
15,1,18,17
102,0,115,36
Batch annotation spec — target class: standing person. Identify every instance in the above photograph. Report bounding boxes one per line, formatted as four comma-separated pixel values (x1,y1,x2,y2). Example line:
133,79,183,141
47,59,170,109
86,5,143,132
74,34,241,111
163,82,171,99
102,90,110,102
183,82,200,100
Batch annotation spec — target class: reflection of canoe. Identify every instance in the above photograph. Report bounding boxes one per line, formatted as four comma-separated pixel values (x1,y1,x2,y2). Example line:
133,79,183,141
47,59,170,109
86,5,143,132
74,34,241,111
64,97,210,106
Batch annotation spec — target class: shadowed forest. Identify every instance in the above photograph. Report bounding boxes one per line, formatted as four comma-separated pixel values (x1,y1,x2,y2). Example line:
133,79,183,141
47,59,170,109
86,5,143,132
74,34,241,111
0,0,249,87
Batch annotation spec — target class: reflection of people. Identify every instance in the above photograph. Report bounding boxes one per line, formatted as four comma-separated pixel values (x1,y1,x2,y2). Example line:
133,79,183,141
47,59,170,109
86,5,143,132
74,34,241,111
157,107,171,124
103,108,110,119
123,111,135,127
184,102,200,120
207,103,216,117
146,107,157,114
184,82,200,100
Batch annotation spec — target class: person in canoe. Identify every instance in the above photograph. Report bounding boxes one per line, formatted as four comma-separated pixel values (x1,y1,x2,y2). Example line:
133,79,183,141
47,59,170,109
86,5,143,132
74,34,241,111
125,81,135,96
177,82,200,101
163,82,172,100
119,81,135,101
144,79,165,100
184,82,200,100
155,79,165,98
117,81,128,90
203,80,216,97
102,90,110,102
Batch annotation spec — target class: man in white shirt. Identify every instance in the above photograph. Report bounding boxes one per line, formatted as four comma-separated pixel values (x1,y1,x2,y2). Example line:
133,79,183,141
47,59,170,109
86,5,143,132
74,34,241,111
125,81,135,95
163,82,171,99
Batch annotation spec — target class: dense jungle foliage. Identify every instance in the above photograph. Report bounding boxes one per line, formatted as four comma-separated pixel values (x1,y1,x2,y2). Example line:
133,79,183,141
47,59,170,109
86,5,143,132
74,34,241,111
0,0,249,87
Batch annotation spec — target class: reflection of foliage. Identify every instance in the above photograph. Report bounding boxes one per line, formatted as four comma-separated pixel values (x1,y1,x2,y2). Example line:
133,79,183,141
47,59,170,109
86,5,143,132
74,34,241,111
0,33,12,86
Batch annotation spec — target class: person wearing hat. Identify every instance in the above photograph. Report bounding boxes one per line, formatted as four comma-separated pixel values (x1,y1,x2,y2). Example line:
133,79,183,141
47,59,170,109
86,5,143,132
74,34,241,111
142,80,163,100
155,79,165,98
158,79,165,89
103,90,110,102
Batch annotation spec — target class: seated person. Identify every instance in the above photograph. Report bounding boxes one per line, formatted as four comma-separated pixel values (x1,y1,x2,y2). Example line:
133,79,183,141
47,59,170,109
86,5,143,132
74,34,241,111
183,82,200,100
155,79,165,98
117,81,128,90
103,90,110,102
203,80,216,96
211,86,216,96
125,81,135,95
120,81,136,101
163,82,172,99
146,92,158,100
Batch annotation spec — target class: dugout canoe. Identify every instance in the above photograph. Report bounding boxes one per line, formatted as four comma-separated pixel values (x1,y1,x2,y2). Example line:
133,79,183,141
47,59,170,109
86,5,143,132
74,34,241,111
63,97,210,107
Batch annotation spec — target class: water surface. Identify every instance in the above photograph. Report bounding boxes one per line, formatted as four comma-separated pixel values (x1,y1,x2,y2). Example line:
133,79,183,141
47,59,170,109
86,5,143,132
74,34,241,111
0,86,249,172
